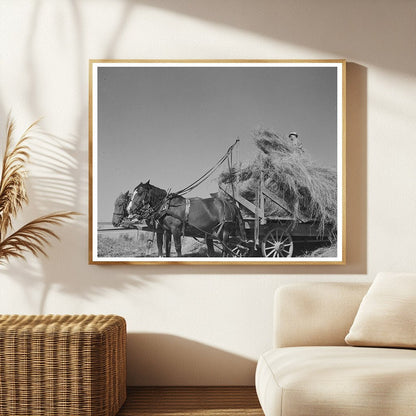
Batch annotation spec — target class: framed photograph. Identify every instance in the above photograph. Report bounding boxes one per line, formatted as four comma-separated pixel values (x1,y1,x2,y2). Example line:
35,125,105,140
89,60,345,265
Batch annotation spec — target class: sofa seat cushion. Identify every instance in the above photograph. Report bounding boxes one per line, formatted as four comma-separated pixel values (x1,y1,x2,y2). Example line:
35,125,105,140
256,346,416,416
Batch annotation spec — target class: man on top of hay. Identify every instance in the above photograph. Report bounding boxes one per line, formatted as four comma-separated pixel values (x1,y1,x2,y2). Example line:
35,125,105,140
288,132,304,153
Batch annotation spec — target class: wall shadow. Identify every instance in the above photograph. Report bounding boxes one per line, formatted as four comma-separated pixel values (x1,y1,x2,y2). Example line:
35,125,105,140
0,1,157,312
127,333,257,386
0,1,371,296
0,125,158,313
134,0,413,76
344,63,368,274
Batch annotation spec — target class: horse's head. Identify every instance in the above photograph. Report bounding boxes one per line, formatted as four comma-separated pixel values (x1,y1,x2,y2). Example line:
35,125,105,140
127,180,152,216
112,191,130,227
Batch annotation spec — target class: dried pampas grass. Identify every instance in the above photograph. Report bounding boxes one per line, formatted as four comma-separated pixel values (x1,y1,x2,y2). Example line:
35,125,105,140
0,116,78,264
0,118,31,238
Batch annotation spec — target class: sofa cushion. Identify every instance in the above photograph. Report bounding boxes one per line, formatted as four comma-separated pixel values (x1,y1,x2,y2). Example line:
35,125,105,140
256,346,416,416
345,272,416,348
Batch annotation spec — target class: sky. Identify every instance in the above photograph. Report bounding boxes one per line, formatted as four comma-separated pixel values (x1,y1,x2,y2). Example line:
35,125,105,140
96,63,339,222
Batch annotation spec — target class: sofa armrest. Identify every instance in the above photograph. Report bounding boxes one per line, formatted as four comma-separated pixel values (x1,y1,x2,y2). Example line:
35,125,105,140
274,282,370,348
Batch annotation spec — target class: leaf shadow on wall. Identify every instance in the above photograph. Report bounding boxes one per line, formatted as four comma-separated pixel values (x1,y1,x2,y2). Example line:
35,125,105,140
0,0,370,309
0,127,157,314
126,333,257,386
0,0,163,313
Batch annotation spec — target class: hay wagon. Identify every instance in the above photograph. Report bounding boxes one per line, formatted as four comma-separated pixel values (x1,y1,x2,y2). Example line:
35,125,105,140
219,174,332,258
118,182,331,258
111,139,333,258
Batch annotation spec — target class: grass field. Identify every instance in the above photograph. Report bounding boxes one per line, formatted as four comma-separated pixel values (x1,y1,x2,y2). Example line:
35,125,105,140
97,227,333,258
97,229,220,258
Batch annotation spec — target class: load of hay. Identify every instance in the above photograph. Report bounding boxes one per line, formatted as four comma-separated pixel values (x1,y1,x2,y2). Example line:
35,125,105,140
218,128,337,235
307,243,337,258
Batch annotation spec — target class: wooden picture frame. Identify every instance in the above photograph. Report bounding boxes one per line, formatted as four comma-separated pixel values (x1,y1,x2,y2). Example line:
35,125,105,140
89,60,346,265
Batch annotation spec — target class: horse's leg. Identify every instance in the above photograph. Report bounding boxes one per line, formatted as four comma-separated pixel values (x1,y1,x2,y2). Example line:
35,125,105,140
156,232,164,257
173,230,182,257
165,230,172,257
205,236,215,257
221,226,231,257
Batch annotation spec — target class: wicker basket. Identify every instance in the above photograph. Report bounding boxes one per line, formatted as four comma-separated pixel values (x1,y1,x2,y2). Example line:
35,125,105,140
0,314,126,416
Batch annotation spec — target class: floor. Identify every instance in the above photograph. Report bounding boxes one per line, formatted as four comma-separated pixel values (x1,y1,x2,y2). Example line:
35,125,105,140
117,386,264,416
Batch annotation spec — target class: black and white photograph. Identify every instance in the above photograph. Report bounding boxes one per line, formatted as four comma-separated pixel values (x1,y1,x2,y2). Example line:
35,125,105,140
89,60,345,264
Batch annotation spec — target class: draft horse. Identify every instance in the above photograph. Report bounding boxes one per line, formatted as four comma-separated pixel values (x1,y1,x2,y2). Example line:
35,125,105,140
112,191,170,257
127,180,246,257
112,191,131,228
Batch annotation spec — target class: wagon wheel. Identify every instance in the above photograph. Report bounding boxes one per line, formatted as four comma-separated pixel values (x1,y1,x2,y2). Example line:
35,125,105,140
223,240,250,257
261,227,294,258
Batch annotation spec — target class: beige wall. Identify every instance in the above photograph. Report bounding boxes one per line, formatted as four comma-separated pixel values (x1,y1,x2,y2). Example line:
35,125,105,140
0,0,415,385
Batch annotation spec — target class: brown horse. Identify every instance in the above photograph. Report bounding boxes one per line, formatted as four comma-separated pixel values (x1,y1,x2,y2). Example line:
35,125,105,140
112,191,171,257
127,181,246,257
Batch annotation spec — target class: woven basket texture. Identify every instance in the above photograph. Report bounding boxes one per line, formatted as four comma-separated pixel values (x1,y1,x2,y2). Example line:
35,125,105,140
0,314,126,416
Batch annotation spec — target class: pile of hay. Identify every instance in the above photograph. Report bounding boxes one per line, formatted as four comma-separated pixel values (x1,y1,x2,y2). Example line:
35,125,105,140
218,128,337,235
307,243,338,258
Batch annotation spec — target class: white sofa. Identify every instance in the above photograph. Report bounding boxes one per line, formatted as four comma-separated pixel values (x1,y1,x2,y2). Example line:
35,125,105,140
255,282,416,416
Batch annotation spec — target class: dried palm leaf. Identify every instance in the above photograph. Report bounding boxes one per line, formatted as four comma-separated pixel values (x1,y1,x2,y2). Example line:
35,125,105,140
0,212,78,264
0,117,37,238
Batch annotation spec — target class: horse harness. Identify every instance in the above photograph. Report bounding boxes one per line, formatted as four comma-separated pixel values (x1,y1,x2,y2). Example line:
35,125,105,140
155,196,191,236
136,194,186,233
139,194,237,240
